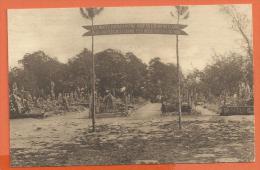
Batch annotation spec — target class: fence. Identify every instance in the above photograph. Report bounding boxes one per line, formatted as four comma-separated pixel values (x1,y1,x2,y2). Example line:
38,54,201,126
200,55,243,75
220,106,254,116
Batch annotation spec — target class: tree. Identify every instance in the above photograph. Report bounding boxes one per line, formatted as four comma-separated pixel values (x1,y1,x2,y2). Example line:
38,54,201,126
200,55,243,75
67,48,147,100
170,6,189,129
124,52,147,100
95,49,127,96
184,69,204,107
146,58,179,102
201,53,245,105
220,5,252,58
16,51,64,98
80,7,104,132
95,49,147,100
220,5,253,90
9,67,25,94
67,48,92,92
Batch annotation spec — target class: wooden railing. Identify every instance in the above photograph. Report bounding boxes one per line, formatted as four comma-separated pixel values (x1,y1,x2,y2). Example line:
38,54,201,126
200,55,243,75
220,106,254,116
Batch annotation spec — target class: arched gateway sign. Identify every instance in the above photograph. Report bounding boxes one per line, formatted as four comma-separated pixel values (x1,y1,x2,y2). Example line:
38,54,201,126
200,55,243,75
83,23,188,132
82,23,188,36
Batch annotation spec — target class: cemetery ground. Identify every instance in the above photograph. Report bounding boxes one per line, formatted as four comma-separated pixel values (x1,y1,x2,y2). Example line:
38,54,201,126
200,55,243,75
10,103,254,167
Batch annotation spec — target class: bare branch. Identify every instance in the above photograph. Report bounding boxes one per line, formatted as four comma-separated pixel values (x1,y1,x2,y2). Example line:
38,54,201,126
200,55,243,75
220,5,252,58
182,11,190,19
170,11,175,18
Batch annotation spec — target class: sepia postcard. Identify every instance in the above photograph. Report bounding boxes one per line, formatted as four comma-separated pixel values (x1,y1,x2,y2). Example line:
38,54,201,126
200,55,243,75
7,4,254,167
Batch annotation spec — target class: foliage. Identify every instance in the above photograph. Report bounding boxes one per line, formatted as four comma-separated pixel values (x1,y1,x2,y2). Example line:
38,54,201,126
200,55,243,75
9,48,252,108
67,48,92,91
146,57,180,102
170,5,189,23
80,8,104,20
10,51,65,98
9,49,143,97
220,5,253,90
190,53,250,103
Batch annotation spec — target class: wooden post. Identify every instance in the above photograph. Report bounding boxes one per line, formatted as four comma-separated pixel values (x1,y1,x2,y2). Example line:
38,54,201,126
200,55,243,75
125,92,128,116
91,18,96,132
176,13,182,130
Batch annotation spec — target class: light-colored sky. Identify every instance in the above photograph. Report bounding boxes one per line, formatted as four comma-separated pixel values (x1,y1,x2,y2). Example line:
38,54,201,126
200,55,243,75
8,5,252,73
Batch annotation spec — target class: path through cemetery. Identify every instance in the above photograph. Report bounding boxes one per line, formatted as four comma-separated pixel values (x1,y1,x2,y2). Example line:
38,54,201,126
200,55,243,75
131,102,161,119
10,105,254,166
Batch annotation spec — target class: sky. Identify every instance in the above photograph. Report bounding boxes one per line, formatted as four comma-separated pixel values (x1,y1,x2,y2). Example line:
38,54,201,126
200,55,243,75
8,4,252,73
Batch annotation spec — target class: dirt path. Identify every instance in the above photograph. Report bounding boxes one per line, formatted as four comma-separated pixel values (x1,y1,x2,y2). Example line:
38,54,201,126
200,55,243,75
10,111,90,150
130,102,161,119
195,105,218,116
10,103,255,167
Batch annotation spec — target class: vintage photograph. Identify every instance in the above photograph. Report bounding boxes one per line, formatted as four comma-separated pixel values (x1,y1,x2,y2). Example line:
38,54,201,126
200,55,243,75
8,4,254,167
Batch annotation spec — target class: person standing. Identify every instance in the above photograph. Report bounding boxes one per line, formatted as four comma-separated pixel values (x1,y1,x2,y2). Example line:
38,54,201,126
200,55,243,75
161,95,167,115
